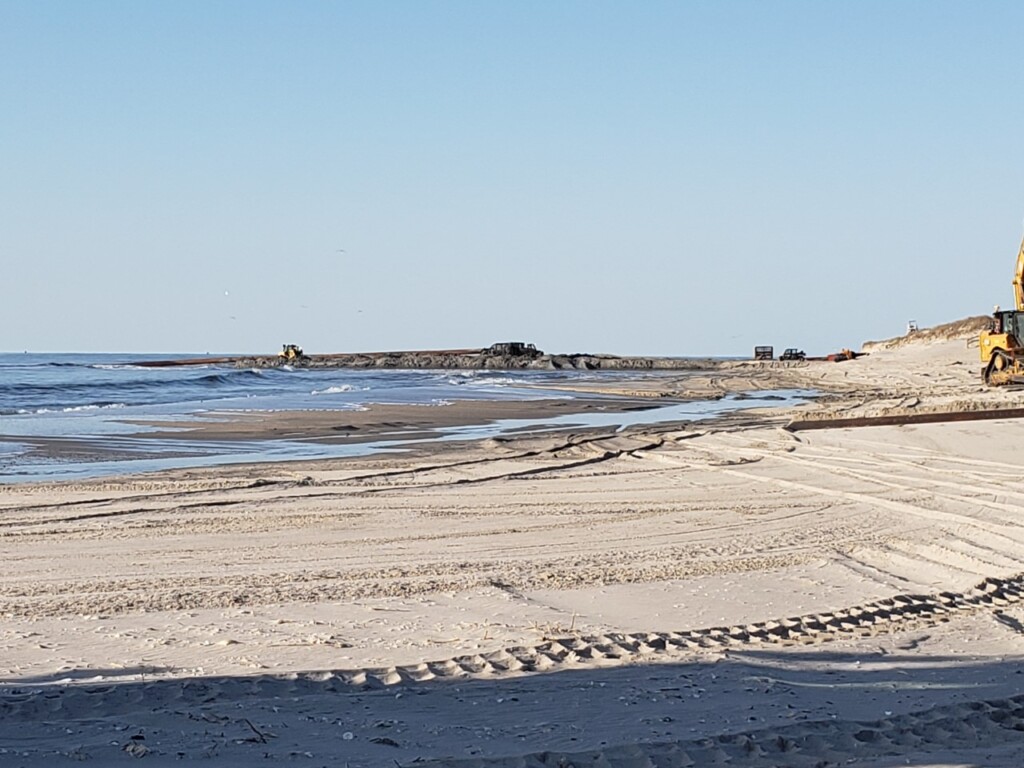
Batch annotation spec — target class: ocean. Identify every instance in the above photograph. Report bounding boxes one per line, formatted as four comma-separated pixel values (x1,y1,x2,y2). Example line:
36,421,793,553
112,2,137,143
0,353,810,482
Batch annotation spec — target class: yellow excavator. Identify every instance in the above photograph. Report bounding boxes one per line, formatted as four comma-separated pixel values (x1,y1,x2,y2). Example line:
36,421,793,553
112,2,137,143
980,236,1024,385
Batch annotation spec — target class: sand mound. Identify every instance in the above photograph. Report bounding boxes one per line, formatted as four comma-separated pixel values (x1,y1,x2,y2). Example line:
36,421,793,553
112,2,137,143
863,315,990,352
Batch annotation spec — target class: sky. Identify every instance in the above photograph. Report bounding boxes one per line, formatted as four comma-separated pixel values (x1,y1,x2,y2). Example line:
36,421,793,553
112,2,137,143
3,1,1024,356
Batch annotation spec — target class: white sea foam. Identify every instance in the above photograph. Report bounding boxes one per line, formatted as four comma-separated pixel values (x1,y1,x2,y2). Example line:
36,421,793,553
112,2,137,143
311,384,362,396
19,403,128,415
452,376,523,387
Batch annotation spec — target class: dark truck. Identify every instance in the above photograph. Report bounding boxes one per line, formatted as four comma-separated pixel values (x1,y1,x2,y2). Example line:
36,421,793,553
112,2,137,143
486,342,542,358
779,348,806,361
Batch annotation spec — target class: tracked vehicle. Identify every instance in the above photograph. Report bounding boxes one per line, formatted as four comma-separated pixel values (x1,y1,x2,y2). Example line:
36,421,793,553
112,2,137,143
981,236,1024,385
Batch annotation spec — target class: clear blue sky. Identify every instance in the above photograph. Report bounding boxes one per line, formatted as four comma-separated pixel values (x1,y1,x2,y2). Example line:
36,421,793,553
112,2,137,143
3,1,1023,355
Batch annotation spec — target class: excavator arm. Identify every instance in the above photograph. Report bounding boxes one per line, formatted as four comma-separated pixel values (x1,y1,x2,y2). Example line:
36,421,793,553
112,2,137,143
1014,236,1024,311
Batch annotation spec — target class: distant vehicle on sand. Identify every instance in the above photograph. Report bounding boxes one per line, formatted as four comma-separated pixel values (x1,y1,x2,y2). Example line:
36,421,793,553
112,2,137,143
486,342,542,358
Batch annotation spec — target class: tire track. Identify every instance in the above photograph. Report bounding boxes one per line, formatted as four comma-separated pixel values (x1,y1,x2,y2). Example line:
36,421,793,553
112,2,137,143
0,433,624,517
684,430,1024,507
0,437,663,531
3,573,1021,718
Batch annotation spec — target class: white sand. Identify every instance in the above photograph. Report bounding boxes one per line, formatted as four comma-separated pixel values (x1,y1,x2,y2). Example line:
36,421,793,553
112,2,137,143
4,330,1024,766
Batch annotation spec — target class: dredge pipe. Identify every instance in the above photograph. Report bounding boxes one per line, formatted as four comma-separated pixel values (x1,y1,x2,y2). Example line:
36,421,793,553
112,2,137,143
785,407,1024,432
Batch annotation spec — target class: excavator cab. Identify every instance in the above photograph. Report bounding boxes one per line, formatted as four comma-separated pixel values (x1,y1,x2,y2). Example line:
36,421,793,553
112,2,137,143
980,310,1024,384
981,236,1024,385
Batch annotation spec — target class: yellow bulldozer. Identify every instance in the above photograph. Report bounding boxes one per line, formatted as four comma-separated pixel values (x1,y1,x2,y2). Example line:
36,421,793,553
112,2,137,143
980,236,1024,385
278,344,304,362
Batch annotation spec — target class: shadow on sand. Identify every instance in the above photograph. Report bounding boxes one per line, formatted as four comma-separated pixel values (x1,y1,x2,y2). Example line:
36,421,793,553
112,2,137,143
2,645,1024,766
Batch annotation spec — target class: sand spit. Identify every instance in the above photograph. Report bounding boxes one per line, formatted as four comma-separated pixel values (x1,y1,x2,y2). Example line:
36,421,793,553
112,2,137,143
5,320,1024,766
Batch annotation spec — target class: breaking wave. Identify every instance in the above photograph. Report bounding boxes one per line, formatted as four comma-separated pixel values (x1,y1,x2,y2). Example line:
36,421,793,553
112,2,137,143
17,403,128,415
311,384,360,395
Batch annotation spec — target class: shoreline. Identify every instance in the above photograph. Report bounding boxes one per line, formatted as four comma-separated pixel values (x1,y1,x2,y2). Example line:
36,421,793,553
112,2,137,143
6,334,1024,766
0,386,816,484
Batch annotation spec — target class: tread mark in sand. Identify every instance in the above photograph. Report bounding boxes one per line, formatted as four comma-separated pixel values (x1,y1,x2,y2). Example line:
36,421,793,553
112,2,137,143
3,572,1023,719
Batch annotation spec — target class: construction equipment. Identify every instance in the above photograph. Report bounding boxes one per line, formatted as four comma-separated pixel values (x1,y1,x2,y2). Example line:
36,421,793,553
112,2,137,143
486,342,542,358
826,348,863,362
279,344,304,362
753,346,774,360
779,348,806,361
980,236,1024,385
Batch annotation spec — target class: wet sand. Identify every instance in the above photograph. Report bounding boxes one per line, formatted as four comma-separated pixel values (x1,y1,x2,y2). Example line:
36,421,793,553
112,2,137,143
125,395,671,443
4,329,1024,766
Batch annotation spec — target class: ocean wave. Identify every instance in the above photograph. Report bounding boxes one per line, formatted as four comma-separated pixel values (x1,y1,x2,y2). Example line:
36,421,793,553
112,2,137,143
311,384,367,396
1,367,264,396
0,365,275,415
16,403,127,415
451,376,526,387
0,361,84,370
197,369,265,386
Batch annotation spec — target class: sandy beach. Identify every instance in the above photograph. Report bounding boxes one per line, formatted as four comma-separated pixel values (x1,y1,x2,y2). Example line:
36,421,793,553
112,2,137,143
4,324,1024,766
